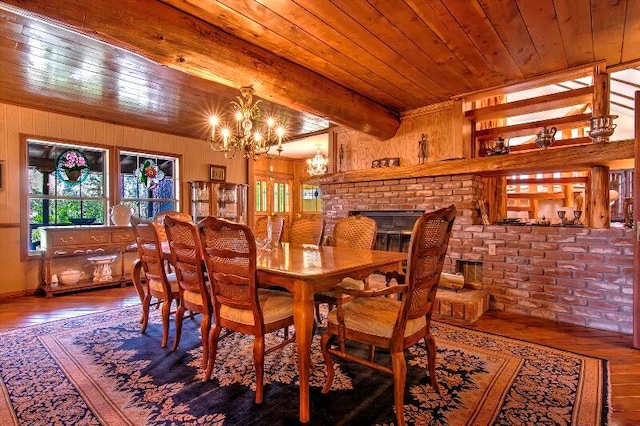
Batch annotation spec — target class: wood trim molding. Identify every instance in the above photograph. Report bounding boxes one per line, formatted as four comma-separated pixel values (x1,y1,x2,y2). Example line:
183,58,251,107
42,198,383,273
0,223,21,228
400,101,456,119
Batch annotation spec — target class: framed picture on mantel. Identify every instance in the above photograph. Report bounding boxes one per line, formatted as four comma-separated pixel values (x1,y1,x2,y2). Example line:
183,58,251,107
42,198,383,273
210,164,226,182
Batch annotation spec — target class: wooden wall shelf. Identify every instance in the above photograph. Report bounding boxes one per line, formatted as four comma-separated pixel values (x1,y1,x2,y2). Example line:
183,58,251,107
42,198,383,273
474,113,591,141
316,140,634,185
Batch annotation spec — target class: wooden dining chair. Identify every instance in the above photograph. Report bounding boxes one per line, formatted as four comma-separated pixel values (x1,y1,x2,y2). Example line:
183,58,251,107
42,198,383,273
163,215,213,369
289,215,325,245
154,210,193,241
200,217,296,404
254,214,285,243
320,205,456,426
314,215,377,322
130,216,181,348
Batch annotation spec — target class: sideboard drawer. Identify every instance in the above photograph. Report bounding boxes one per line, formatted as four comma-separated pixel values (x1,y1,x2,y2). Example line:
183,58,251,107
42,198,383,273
111,230,134,243
49,231,111,247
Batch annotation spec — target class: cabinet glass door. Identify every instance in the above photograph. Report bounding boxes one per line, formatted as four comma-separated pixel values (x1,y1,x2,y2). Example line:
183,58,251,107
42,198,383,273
189,181,211,222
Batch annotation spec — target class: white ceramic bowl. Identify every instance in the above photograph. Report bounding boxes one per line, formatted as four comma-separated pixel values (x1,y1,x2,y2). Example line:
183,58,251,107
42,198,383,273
58,269,84,285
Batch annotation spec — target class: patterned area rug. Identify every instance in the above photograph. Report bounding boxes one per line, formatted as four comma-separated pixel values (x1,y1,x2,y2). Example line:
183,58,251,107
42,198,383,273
0,306,609,425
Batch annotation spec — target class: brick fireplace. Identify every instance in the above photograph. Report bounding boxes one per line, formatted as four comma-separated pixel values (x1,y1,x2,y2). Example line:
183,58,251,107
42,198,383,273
321,174,635,334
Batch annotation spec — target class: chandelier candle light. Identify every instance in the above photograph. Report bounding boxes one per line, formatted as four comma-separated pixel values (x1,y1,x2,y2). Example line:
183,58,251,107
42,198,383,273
208,86,286,160
307,145,329,176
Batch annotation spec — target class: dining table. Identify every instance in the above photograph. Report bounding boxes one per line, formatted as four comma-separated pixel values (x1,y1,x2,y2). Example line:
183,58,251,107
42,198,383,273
141,240,406,423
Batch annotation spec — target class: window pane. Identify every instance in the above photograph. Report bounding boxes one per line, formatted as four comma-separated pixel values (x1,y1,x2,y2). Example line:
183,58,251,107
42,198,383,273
28,169,44,195
255,182,261,211
122,175,139,198
285,184,290,212
120,151,179,219
279,183,285,212
302,184,322,212
80,173,105,197
261,181,267,212
82,200,106,223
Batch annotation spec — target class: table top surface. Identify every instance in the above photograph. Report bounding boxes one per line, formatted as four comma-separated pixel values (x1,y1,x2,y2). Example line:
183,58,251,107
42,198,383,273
256,242,406,278
161,241,405,278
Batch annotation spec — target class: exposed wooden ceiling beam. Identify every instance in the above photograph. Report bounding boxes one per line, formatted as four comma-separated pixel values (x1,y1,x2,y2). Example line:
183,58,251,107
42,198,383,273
0,0,400,140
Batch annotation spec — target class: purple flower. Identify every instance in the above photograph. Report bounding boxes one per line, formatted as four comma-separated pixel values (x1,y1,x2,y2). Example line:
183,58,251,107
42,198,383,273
59,150,88,171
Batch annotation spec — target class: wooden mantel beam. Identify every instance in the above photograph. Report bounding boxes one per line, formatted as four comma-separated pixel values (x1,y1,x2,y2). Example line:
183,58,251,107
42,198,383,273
1,0,400,140
315,140,635,184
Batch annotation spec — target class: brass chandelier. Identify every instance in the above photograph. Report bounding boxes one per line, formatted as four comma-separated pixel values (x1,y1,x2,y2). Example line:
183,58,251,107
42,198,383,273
306,145,329,176
208,86,285,160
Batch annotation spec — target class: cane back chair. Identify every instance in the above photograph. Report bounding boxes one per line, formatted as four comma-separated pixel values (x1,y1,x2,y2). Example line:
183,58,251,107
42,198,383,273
314,215,378,322
254,214,285,243
154,210,193,241
320,205,456,426
200,217,295,403
130,216,180,348
164,215,213,369
289,215,325,245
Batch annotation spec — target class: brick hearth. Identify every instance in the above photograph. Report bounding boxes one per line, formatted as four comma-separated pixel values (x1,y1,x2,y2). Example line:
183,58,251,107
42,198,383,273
322,174,635,334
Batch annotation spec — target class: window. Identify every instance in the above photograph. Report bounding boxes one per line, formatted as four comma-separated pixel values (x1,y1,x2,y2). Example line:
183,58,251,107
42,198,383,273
256,179,268,212
302,184,322,212
610,169,634,221
27,139,107,251
273,181,290,213
120,151,179,219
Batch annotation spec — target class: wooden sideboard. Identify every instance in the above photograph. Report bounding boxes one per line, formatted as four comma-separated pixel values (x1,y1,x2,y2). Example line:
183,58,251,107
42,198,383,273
40,225,136,298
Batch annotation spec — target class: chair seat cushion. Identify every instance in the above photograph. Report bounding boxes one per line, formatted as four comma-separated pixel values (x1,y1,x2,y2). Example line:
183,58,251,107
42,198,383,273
221,289,294,326
326,297,426,339
315,278,365,301
336,277,366,290
183,289,204,306
149,273,179,295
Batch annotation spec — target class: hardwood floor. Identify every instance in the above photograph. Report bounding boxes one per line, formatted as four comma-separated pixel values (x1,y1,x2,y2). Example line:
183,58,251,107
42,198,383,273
0,286,638,425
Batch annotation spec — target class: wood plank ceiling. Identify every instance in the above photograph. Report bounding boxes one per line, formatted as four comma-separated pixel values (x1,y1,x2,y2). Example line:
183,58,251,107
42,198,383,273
0,0,638,142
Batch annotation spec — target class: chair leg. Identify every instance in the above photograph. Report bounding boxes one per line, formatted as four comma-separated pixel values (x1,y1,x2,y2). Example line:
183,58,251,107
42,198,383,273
314,302,323,325
205,324,221,381
320,332,335,394
200,313,212,370
172,305,185,351
160,297,171,348
253,335,265,404
141,294,151,333
368,345,376,362
423,334,440,394
391,351,407,426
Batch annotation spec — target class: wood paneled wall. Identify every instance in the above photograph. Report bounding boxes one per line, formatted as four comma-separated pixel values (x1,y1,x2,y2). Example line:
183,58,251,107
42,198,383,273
335,100,466,172
0,101,246,296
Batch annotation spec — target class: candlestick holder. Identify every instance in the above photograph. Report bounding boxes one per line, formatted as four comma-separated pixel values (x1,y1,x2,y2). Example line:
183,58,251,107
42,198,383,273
572,210,582,225
557,210,568,226
588,115,617,143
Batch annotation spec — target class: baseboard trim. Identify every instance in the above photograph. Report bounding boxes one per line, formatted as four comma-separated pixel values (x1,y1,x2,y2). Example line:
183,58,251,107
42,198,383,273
0,289,39,299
